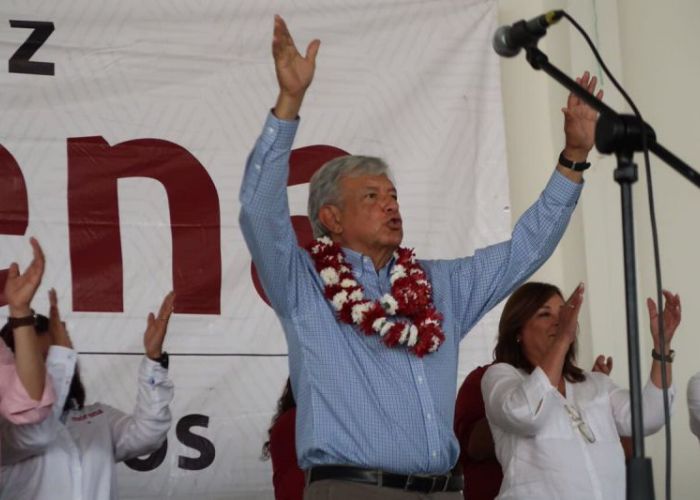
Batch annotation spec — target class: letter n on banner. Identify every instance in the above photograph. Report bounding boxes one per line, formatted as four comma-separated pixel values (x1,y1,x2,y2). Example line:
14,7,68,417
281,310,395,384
67,137,221,314
0,146,29,306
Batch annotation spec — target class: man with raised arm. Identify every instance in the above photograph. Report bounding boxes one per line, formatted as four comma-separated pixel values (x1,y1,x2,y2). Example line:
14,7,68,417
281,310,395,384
239,15,602,499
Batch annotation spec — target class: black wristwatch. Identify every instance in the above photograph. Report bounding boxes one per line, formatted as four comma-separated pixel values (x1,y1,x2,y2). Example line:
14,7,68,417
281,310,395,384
651,348,675,363
7,311,36,329
149,351,169,369
558,151,591,172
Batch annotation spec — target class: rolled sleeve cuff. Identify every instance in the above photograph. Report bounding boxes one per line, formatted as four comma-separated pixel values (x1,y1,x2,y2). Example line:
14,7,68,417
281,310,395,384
261,111,300,151
546,169,584,207
47,345,78,366
140,356,170,386
0,375,55,423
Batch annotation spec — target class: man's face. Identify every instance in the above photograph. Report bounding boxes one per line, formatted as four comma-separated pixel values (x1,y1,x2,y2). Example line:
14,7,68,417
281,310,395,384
333,173,403,258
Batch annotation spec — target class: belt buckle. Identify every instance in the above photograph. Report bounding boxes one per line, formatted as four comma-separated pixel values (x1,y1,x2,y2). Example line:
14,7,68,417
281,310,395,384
430,476,438,493
441,471,451,492
403,474,413,491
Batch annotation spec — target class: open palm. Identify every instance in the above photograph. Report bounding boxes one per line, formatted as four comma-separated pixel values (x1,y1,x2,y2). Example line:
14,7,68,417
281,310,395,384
273,15,320,98
4,238,45,310
562,72,604,154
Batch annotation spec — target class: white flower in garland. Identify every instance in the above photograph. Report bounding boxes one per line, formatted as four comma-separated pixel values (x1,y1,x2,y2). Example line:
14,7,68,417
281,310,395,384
320,267,340,285
380,294,399,315
306,237,445,357
332,290,349,310
379,320,394,337
351,302,373,324
407,325,419,347
390,264,407,285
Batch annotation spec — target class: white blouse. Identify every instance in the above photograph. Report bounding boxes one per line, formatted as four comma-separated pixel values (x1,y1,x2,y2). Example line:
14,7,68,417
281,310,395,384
482,363,673,500
687,371,700,441
0,346,173,500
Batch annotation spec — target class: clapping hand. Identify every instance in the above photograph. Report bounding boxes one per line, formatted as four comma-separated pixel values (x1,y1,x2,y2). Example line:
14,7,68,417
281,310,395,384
557,283,584,345
4,238,45,316
647,290,681,353
144,292,175,360
562,71,604,161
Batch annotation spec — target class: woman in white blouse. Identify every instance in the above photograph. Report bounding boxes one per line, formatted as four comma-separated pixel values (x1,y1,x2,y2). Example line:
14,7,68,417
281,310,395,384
481,282,680,500
0,290,175,500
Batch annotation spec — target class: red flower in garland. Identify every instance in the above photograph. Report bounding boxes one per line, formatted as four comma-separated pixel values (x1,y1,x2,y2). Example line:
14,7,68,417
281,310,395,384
307,237,445,357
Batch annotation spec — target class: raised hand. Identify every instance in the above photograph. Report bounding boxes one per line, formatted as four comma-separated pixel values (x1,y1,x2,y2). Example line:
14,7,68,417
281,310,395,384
143,292,175,360
647,290,681,352
5,237,45,316
556,283,584,346
48,288,73,348
592,355,613,375
272,15,320,119
562,71,604,161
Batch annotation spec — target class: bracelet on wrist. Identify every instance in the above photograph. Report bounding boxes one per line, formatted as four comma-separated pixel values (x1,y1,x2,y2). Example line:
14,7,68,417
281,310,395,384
558,151,591,172
7,311,36,330
651,348,675,362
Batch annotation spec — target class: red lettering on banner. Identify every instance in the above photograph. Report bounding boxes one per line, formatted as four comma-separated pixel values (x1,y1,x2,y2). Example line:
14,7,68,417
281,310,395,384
0,146,29,306
67,137,221,314
251,145,348,306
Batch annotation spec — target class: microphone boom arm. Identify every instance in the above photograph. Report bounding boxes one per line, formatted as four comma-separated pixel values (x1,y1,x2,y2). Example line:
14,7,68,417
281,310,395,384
524,46,700,187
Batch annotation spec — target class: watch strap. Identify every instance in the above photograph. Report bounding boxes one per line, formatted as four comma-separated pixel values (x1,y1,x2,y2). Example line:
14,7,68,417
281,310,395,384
7,313,36,329
558,151,591,172
651,348,674,362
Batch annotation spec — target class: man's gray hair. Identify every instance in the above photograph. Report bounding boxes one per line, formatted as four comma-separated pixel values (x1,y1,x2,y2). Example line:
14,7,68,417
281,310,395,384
307,155,394,238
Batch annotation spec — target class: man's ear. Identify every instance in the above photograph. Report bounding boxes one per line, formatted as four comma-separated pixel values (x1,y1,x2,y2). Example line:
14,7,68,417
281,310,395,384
318,205,343,236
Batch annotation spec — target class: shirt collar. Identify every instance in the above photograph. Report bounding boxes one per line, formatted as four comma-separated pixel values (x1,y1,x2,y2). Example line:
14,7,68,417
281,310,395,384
341,246,395,280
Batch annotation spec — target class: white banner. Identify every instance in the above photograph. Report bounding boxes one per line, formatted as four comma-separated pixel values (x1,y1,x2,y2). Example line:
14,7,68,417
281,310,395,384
0,0,508,498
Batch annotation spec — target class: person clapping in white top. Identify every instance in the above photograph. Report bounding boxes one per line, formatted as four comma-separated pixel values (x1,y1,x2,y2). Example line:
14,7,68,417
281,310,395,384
0,290,175,500
688,372,700,442
481,282,680,500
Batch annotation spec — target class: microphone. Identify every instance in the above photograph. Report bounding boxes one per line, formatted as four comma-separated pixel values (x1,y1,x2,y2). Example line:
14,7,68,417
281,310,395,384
493,10,564,57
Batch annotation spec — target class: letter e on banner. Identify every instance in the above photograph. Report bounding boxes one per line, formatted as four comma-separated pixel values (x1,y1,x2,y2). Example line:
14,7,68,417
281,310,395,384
251,145,349,306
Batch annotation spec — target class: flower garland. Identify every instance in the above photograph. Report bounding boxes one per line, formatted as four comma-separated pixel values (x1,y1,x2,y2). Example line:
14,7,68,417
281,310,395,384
306,236,445,357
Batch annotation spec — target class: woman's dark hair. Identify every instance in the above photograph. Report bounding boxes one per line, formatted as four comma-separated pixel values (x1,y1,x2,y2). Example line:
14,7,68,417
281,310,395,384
261,378,296,460
494,282,585,383
1,314,86,410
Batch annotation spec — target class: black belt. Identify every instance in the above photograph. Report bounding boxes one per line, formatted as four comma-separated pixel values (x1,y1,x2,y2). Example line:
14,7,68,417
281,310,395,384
307,465,463,494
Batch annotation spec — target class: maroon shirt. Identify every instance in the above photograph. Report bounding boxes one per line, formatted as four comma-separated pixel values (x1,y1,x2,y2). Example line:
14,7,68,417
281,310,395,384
454,364,502,500
269,408,305,500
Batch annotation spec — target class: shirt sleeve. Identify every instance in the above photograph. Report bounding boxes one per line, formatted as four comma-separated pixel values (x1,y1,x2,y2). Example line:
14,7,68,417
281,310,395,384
108,356,174,462
481,363,559,437
605,374,675,436
450,170,583,337
0,345,77,465
238,112,306,316
454,366,488,446
687,372,700,441
0,340,55,424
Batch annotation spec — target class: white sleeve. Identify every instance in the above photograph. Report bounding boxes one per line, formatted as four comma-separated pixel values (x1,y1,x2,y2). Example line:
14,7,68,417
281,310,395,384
0,346,77,464
481,363,559,436
108,356,173,462
606,374,675,436
687,372,700,441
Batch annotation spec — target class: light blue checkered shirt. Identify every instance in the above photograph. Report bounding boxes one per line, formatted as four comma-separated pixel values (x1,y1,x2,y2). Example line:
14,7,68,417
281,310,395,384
239,112,582,474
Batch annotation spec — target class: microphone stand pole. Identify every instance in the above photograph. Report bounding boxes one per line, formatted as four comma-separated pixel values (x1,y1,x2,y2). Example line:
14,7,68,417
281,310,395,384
520,44,700,500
